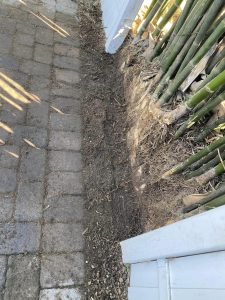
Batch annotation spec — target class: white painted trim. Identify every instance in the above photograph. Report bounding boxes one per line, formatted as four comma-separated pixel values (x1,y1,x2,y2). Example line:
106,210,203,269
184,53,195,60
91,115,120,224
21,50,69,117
101,0,144,54
121,206,225,263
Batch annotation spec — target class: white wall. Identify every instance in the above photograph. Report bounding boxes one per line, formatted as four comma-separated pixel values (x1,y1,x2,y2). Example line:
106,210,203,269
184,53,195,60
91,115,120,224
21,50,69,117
101,0,143,54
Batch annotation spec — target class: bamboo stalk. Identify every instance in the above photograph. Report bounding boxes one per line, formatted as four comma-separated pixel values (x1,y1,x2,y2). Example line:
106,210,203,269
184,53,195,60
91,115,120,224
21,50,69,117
143,0,158,18
206,44,225,74
170,0,197,40
154,19,203,99
195,157,225,185
204,193,225,210
161,0,197,62
175,90,225,138
162,135,225,177
154,32,197,98
161,0,211,73
183,183,225,213
196,115,225,142
178,0,224,72
146,21,176,61
152,0,184,39
186,150,225,179
152,0,169,25
197,57,225,92
134,0,166,43
162,69,225,124
190,145,225,171
159,17,225,105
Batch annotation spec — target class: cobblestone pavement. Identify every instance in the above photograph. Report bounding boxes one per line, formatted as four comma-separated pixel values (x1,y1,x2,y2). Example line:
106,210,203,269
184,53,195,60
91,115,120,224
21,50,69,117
0,0,84,299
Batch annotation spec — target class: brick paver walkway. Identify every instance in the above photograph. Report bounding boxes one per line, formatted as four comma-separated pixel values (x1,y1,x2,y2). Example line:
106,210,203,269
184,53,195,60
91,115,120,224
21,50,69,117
0,0,84,299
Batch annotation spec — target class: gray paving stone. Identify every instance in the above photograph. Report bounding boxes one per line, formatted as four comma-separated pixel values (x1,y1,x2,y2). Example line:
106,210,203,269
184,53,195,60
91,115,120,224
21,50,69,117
0,195,14,222
56,0,78,15
0,145,19,168
49,113,81,131
14,32,34,47
0,169,17,193
34,44,53,65
50,97,81,114
40,253,84,287
55,11,78,26
20,147,46,181
13,44,33,60
15,181,44,221
44,195,83,222
0,68,29,88
0,104,26,125
55,68,80,84
0,34,13,54
27,101,49,127
0,223,41,254
4,255,39,300
0,128,10,145
47,172,83,197
16,22,36,35
8,7,28,21
54,32,80,47
54,43,80,58
0,256,6,288
30,76,51,101
27,13,49,27
0,54,19,70
0,18,16,35
53,55,80,71
20,61,51,78
36,27,54,46
49,130,81,151
49,151,82,172
40,288,82,300
42,223,84,252
10,125,48,148
51,83,81,98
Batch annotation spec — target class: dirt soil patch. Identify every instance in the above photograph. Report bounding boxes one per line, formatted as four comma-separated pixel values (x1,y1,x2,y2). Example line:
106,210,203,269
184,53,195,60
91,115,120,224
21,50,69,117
79,1,142,299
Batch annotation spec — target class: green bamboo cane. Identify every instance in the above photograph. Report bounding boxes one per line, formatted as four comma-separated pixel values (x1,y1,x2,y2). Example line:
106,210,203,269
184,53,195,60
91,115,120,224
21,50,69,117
161,0,197,62
192,84,225,113
146,21,176,62
206,45,225,74
204,193,225,210
195,157,225,185
143,0,158,18
186,150,225,179
175,90,225,138
197,57,225,92
161,69,225,120
170,0,197,40
161,0,211,73
134,0,166,43
152,0,184,39
152,0,169,25
159,15,225,105
154,20,202,98
178,0,224,72
190,144,225,171
183,183,225,213
196,115,225,142
162,135,225,177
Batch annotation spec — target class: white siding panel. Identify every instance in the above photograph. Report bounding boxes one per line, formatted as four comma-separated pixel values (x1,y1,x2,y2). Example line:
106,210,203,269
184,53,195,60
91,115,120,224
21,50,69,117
121,206,225,264
101,0,143,53
170,251,225,289
130,261,158,287
172,289,225,300
128,287,159,300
